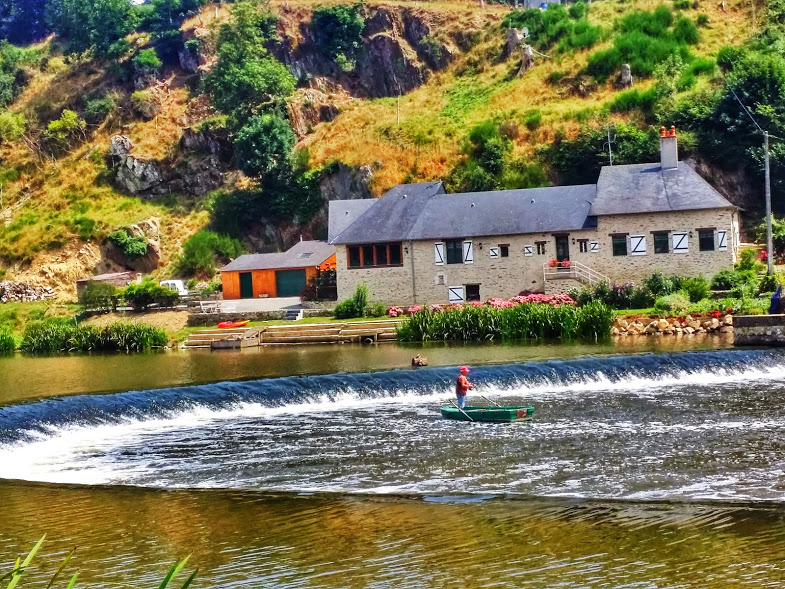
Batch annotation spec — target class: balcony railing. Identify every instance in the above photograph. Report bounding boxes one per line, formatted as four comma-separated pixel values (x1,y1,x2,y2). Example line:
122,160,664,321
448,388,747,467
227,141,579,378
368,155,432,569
542,261,609,287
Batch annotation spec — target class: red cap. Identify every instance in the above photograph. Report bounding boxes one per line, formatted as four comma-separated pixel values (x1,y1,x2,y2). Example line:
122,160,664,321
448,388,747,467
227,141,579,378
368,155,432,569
460,366,470,374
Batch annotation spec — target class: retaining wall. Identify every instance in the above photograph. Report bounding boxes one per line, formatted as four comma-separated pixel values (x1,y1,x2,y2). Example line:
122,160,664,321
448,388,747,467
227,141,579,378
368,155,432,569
734,314,785,346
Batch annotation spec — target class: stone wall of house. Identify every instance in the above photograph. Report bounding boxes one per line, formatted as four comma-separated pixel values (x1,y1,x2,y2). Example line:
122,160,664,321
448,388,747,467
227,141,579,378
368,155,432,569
336,207,739,306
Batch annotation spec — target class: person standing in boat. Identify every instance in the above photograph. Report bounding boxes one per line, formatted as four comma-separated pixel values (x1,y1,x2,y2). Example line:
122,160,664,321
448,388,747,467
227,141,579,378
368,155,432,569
456,366,474,409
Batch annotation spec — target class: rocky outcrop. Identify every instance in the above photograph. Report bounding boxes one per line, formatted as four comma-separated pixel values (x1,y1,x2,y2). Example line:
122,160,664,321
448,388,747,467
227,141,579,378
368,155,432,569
401,12,454,70
0,281,54,302
169,155,225,195
110,136,165,195
178,27,213,74
357,34,426,97
105,217,162,273
319,162,374,202
517,44,534,77
180,125,231,160
612,314,733,336
287,87,347,137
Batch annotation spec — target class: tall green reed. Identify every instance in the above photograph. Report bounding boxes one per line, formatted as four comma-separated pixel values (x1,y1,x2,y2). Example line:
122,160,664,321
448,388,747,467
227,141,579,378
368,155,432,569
20,319,168,354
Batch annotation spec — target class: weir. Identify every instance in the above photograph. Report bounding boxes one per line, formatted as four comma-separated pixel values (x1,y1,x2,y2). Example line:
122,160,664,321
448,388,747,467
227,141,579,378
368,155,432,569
734,314,785,346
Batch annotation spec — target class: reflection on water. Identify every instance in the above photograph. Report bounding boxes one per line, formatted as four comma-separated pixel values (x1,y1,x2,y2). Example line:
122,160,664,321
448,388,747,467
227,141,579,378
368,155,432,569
0,334,733,404
2,483,785,588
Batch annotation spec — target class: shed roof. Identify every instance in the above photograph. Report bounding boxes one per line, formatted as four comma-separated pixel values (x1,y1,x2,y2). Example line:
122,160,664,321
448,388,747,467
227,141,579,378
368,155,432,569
591,162,734,216
220,240,335,272
328,199,375,243
77,271,137,284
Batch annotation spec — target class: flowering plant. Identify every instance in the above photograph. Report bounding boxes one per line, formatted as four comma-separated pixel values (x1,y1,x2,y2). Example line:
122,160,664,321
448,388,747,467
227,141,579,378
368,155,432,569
560,259,571,268
407,305,423,314
388,306,404,317
547,259,559,267
428,304,443,312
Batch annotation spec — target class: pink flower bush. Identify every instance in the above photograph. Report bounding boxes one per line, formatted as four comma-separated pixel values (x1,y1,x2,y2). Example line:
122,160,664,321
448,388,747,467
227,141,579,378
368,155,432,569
388,306,404,317
428,304,444,312
407,305,423,314
469,300,484,307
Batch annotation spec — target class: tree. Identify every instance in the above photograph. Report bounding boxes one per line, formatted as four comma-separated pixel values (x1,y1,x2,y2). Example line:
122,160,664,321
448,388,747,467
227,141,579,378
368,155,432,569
0,0,50,44
233,113,296,180
48,0,139,56
203,0,294,120
310,4,364,68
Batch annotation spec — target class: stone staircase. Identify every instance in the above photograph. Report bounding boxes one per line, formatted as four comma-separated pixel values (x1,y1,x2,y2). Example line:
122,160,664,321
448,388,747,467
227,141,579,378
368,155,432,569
260,320,400,344
183,327,261,349
283,308,304,321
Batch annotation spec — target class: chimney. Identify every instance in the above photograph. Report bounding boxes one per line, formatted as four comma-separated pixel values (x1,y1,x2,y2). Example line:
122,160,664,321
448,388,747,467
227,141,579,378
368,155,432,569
660,125,678,170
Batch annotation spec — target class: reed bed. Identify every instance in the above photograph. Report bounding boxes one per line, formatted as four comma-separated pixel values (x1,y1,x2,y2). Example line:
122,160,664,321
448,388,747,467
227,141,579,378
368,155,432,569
20,319,168,353
0,327,14,354
395,301,613,342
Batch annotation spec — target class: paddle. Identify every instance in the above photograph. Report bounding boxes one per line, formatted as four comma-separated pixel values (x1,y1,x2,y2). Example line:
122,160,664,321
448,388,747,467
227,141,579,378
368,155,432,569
480,394,501,407
449,399,474,422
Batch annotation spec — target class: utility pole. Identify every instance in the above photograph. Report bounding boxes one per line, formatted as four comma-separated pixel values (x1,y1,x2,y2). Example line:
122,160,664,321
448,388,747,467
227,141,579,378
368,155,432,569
765,130,773,275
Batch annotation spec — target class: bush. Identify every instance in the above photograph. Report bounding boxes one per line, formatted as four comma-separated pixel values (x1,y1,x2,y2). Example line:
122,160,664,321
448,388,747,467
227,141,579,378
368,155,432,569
0,111,25,143
609,87,659,113
130,89,160,119
233,113,296,180
368,301,386,317
502,4,601,53
0,325,14,354
654,292,691,314
108,228,148,259
311,4,365,67
44,109,86,152
696,13,710,26
175,230,245,278
711,268,757,290
644,271,681,296
123,279,179,311
133,48,162,70
681,276,711,302
523,109,542,130
83,93,117,124
334,284,369,319
79,281,120,312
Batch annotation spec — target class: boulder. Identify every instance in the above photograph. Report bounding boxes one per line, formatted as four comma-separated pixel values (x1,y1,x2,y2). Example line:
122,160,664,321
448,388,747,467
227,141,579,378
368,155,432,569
412,354,429,366
720,325,734,333
109,135,133,157
612,327,620,335
616,63,633,88
710,318,720,330
657,318,669,331
724,315,733,325
115,155,164,194
684,326,695,334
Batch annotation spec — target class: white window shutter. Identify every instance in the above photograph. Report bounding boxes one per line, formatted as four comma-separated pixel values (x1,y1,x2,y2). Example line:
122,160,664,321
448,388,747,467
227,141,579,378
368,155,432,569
448,286,465,303
434,242,445,265
717,230,728,251
523,245,533,256
589,241,599,253
672,232,688,254
630,235,647,256
489,247,499,259
463,241,474,264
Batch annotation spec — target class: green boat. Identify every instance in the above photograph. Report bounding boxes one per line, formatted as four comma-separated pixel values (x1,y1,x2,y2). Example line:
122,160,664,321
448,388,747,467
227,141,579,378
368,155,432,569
440,405,535,423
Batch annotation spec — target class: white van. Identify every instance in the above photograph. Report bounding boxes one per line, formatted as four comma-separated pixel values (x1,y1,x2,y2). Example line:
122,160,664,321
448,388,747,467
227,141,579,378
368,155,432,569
160,280,189,296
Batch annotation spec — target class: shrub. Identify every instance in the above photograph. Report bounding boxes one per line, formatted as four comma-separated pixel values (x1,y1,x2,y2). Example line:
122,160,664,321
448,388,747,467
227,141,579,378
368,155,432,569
609,87,659,113
108,228,149,259
654,292,691,314
334,284,369,319
83,93,117,124
711,268,757,290
696,13,710,26
175,230,245,278
233,113,296,180
133,48,162,70
367,301,386,317
523,109,542,130
681,276,711,302
502,4,601,53
0,325,14,354
0,111,25,143
644,271,681,296
44,109,86,152
79,281,120,312
123,279,179,311
311,4,365,67
130,89,160,119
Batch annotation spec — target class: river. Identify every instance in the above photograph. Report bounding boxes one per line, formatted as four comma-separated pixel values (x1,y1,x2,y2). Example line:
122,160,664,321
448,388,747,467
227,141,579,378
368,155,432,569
3,336,785,587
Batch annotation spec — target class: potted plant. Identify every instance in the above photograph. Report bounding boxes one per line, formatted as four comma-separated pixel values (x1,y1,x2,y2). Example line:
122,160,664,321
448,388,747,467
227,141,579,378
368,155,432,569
547,259,559,267
560,259,571,268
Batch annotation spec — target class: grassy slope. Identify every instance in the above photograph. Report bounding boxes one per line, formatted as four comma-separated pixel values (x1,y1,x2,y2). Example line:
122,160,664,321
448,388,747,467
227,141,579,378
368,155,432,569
0,0,756,298
301,0,755,193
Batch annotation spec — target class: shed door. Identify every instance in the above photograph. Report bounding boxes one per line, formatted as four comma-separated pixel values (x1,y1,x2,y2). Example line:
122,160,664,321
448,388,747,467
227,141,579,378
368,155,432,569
239,272,254,299
276,269,307,297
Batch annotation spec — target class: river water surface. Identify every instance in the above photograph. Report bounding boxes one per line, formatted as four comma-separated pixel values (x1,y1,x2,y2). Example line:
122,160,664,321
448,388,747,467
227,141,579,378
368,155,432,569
3,337,785,587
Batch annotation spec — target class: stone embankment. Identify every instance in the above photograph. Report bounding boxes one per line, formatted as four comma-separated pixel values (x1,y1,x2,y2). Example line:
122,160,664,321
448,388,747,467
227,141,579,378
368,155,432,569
612,314,734,336
0,281,54,303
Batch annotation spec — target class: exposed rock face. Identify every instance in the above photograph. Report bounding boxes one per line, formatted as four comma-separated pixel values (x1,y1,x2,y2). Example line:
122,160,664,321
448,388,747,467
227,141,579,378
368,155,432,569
180,126,232,160
506,28,525,57
169,156,225,196
319,162,374,202
106,217,162,272
133,65,160,91
401,12,454,70
111,136,165,194
178,27,212,74
357,34,425,97
287,88,346,138
616,63,633,88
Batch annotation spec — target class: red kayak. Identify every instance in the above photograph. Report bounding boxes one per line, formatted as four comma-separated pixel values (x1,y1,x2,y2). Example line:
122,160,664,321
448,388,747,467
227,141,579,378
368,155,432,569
217,320,250,329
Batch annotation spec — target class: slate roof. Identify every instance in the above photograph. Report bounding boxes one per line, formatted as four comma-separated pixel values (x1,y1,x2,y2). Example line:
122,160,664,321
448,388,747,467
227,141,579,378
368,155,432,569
220,240,335,272
591,162,734,216
330,183,597,244
328,199,375,243
329,182,446,244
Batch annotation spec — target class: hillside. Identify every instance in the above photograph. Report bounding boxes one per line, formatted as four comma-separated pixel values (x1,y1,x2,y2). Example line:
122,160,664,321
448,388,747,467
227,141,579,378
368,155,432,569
0,0,774,299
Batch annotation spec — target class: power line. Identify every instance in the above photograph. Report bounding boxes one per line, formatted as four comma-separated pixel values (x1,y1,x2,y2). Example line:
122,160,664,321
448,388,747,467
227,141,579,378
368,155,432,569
728,85,785,140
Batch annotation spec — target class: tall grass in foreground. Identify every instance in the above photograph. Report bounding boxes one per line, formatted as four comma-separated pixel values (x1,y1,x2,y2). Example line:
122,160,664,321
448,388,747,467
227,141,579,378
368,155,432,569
3,535,196,588
20,319,168,353
395,301,613,342
0,327,14,355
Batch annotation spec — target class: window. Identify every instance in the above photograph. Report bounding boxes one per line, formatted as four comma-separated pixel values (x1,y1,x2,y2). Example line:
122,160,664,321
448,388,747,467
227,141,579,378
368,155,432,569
654,232,669,254
465,284,481,301
536,242,546,255
499,245,509,257
446,240,463,264
347,243,403,268
578,240,588,253
348,246,361,268
612,235,627,256
699,229,715,251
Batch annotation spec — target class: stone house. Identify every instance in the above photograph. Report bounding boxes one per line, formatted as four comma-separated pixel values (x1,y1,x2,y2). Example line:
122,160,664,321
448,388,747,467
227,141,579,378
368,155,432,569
329,129,740,306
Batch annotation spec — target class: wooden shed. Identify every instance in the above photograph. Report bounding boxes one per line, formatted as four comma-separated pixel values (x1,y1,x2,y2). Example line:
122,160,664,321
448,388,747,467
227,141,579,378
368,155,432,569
220,240,336,300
